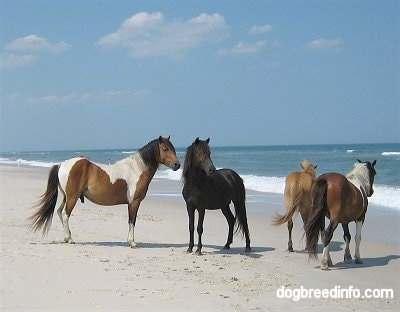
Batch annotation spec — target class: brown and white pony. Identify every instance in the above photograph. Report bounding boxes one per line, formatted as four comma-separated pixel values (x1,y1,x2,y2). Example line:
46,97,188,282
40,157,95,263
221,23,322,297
305,159,377,270
273,160,317,252
29,136,180,247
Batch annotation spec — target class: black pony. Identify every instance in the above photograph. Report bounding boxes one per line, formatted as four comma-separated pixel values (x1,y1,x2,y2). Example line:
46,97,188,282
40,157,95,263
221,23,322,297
182,138,251,254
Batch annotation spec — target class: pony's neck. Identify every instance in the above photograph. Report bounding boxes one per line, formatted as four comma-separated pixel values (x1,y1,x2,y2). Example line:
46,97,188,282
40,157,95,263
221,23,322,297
346,165,369,189
138,140,160,171
185,166,207,185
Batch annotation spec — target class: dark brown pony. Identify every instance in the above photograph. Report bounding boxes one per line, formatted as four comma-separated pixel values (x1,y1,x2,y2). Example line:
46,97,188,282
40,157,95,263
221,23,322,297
273,160,317,252
305,159,377,270
29,136,180,247
182,138,251,254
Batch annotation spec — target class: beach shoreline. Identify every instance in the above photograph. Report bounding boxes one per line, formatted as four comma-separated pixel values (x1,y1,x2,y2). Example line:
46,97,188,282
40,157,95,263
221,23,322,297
0,164,399,311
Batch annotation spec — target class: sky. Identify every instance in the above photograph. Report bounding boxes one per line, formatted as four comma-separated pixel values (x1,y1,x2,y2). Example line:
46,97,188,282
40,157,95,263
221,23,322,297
0,0,399,152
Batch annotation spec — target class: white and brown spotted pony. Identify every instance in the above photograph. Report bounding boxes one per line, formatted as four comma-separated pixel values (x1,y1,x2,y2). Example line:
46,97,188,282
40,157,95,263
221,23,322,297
29,136,180,247
305,159,377,270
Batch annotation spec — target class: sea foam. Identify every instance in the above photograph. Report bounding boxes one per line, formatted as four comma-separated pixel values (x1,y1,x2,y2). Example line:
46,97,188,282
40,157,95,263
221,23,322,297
155,169,399,210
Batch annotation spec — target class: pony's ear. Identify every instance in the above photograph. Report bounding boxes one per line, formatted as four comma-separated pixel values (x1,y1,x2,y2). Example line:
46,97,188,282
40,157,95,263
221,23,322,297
357,159,362,163
158,136,163,143
314,165,318,169
195,137,200,145
372,160,377,167
167,135,170,140
300,161,304,169
206,138,210,144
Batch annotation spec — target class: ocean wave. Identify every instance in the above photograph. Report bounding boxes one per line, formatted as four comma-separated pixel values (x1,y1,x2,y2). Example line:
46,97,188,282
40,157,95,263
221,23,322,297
155,169,399,210
369,185,400,210
155,168,183,180
0,157,56,167
382,152,400,156
2,158,398,210
242,175,285,194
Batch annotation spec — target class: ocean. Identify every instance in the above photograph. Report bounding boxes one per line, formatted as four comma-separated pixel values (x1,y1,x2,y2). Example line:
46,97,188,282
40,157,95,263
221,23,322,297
1,143,399,211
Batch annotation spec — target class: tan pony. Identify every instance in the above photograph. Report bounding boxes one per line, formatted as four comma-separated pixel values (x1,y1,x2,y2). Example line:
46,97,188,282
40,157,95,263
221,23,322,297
273,160,317,252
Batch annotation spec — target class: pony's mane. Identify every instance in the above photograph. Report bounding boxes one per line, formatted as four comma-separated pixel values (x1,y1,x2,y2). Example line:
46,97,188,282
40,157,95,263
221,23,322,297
300,159,317,179
182,141,209,182
138,139,160,169
346,162,370,187
182,144,194,182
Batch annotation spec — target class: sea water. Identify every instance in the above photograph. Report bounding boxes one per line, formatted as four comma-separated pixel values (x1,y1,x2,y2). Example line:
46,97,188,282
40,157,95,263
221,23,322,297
1,143,399,211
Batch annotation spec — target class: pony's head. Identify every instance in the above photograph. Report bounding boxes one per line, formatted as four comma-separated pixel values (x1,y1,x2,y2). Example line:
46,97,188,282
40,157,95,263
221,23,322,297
348,159,377,197
140,136,180,171
182,137,216,181
300,159,317,179
157,136,180,171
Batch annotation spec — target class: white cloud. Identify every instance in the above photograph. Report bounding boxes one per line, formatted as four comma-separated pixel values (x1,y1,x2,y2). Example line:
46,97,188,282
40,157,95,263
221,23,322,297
249,24,272,35
0,53,38,69
306,38,344,52
26,90,149,105
97,11,229,58
6,34,72,54
217,40,266,57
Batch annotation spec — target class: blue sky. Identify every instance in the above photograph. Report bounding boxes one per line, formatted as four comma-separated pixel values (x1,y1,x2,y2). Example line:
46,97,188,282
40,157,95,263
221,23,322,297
0,0,399,151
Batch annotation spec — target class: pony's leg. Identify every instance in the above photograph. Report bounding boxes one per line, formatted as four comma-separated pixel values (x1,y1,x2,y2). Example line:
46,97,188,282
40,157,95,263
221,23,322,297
195,208,205,255
300,212,308,251
287,218,294,252
354,221,363,264
320,219,338,270
342,223,352,263
63,196,79,244
127,200,140,248
56,195,66,226
186,205,195,253
221,205,235,249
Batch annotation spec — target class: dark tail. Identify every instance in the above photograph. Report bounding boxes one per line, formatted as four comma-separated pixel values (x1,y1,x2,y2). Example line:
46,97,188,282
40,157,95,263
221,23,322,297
233,183,250,240
304,178,327,259
29,165,60,236
272,184,303,225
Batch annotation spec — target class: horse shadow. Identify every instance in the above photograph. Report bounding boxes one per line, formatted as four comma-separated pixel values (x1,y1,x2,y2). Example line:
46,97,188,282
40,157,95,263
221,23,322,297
81,241,188,249
78,241,274,258
294,240,343,254
205,245,275,259
333,254,400,270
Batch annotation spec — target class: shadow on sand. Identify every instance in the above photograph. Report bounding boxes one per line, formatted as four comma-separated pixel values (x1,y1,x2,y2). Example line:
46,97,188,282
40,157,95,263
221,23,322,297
63,240,274,258
333,254,400,270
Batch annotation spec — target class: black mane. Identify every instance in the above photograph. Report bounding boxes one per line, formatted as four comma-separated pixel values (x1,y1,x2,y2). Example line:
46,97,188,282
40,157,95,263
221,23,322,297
182,144,193,182
182,140,210,183
139,139,160,169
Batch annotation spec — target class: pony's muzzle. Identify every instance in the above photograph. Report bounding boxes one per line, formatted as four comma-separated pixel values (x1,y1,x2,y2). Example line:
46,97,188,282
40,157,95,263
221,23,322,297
208,166,216,175
171,162,180,171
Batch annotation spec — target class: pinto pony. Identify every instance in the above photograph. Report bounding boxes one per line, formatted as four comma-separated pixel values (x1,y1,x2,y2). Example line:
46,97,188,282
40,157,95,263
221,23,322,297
29,136,180,247
305,159,376,270
273,160,317,252
182,138,251,254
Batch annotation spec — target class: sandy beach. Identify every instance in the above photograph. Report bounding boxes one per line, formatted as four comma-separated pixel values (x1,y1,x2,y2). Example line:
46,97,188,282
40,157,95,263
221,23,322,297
0,164,399,311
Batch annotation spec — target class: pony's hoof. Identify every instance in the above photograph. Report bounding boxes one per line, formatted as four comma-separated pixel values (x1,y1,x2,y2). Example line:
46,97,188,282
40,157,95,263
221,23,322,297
321,266,331,271
344,255,353,263
65,238,74,244
128,241,137,248
355,258,363,264
288,247,294,252
186,248,193,253
195,250,202,256
223,245,231,250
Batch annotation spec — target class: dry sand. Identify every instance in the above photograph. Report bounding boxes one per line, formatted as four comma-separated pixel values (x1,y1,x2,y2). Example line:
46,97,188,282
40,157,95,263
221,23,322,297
0,165,399,311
